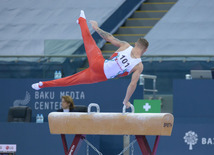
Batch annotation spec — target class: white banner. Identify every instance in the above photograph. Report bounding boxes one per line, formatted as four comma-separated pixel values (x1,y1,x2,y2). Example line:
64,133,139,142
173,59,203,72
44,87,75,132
0,144,16,153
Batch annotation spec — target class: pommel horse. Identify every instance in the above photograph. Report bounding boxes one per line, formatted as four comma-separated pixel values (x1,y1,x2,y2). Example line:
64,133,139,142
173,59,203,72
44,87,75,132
48,103,174,155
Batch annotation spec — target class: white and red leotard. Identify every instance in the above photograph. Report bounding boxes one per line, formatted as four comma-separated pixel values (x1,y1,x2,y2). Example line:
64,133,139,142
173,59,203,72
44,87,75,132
104,46,141,79
39,17,141,89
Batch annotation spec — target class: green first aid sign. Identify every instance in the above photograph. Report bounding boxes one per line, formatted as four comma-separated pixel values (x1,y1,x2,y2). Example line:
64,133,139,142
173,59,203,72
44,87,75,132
133,99,161,113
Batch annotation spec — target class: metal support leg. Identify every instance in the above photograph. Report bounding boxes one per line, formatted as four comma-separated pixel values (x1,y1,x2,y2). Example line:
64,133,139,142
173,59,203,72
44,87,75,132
135,135,160,155
123,135,130,155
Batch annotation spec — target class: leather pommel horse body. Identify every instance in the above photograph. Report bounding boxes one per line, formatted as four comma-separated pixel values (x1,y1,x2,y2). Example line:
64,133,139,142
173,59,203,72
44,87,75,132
48,104,174,155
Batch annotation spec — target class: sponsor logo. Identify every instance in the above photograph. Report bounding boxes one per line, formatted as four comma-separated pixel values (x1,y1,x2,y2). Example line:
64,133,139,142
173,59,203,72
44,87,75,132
163,123,172,128
202,137,214,145
0,145,16,152
13,91,30,106
12,90,86,111
184,130,214,151
184,131,198,150
69,145,75,154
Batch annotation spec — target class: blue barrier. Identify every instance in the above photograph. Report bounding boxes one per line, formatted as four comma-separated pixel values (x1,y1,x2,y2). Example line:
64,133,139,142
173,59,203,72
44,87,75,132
173,79,214,117
0,78,143,122
1,119,214,155
0,78,143,154
170,79,214,155
0,123,98,155
1,79,214,154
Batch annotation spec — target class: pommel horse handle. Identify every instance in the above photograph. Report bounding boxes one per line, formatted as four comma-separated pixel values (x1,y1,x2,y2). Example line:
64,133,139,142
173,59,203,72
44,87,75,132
122,104,135,114
88,103,100,113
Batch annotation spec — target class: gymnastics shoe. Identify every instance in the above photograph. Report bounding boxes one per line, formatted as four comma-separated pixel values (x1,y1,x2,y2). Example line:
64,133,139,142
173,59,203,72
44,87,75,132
76,10,86,24
32,81,43,90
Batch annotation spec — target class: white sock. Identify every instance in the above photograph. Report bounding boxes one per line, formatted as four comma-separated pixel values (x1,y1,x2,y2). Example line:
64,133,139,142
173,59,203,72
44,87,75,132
80,10,86,19
39,81,43,86
76,10,86,24
32,81,43,90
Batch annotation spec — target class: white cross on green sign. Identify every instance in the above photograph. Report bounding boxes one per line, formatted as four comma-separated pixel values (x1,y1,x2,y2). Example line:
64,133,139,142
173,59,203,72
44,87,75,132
133,99,161,113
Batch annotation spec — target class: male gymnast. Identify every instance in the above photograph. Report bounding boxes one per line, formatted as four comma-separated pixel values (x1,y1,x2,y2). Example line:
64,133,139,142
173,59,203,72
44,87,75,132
32,10,149,108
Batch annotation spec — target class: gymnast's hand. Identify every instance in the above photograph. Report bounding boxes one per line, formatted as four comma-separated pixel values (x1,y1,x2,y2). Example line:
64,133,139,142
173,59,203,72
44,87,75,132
90,20,98,30
123,101,131,109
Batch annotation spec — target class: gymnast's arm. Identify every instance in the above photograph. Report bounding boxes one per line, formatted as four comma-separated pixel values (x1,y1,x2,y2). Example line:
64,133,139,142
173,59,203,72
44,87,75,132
90,20,129,48
123,63,143,107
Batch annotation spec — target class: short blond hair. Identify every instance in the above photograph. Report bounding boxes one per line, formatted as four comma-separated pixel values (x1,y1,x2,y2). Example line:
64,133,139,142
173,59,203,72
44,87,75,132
137,37,149,49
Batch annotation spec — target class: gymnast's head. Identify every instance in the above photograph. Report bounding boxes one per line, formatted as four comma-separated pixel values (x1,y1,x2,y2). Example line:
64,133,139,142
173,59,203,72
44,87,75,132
135,37,149,55
61,96,74,110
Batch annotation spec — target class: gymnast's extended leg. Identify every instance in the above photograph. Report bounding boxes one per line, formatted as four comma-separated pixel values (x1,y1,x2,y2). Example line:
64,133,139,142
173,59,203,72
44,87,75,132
31,10,107,90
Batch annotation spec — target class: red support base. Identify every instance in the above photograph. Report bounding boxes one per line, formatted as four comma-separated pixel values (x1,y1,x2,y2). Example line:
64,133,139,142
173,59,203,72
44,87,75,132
61,134,85,155
136,135,160,155
61,134,68,155
152,136,160,155
60,134,160,155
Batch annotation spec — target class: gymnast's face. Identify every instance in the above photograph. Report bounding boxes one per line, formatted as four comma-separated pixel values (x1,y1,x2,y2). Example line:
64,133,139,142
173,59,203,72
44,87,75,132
61,98,70,109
